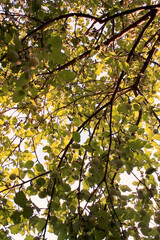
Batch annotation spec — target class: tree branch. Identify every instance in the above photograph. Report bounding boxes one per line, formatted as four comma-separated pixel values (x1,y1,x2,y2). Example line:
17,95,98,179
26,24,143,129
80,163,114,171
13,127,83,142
0,171,50,193
21,5,160,42
38,10,152,78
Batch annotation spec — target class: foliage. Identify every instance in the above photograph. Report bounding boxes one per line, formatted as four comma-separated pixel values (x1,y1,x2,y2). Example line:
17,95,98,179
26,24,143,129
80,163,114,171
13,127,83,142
0,0,160,239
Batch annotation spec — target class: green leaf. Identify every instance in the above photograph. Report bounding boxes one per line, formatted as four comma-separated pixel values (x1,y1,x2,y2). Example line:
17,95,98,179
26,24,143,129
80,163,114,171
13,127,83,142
94,229,106,240
72,143,80,149
14,191,28,208
22,206,33,219
134,95,144,103
49,36,62,50
38,190,47,198
0,230,10,239
51,51,67,64
27,170,35,178
128,139,144,150
115,208,124,216
35,163,45,173
133,103,140,111
73,132,81,143
10,224,21,234
61,183,71,192
71,38,79,46
146,167,156,175
25,236,34,240
11,211,22,224
12,88,27,102
120,185,132,192
57,70,76,82
30,87,38,98
29,216,39,227
16,72,30,87
129,125,138,133
144,143,153,149
35,218,46,232
121,61,129,72
58,229,67,240
32,1,41,12
83,145,93,152
43,145,52,153
125,207,135,220
117,103,129,113
36,178,46,186
25,160,34,169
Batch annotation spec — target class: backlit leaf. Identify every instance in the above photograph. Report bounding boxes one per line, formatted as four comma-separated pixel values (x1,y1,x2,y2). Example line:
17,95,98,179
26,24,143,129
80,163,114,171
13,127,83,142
73,132,81,142
120,185,132,192
35,163,45,173
146,167,156,175
14,191,28,208
23,206,33,219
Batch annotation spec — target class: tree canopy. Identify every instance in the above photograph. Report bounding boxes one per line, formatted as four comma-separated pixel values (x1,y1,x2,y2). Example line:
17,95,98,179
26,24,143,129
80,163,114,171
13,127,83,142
1,0,160,239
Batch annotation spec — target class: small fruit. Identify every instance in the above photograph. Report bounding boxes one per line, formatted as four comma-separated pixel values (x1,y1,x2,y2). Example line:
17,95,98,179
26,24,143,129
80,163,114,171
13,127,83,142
33,237,40,240
38,190,47,199
22,84,29,90
28,104,37,111
153,129,159,134
121,199,127,206
29,56,39,69
126,103,132,110
9,173,17,180
116,159,123,168
7,49,19,62
139,209,146,215
52,170,60,179
91,158,100,166
110,188,117,196
17,89,25,96
137,189,144,199
89,167,95,174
